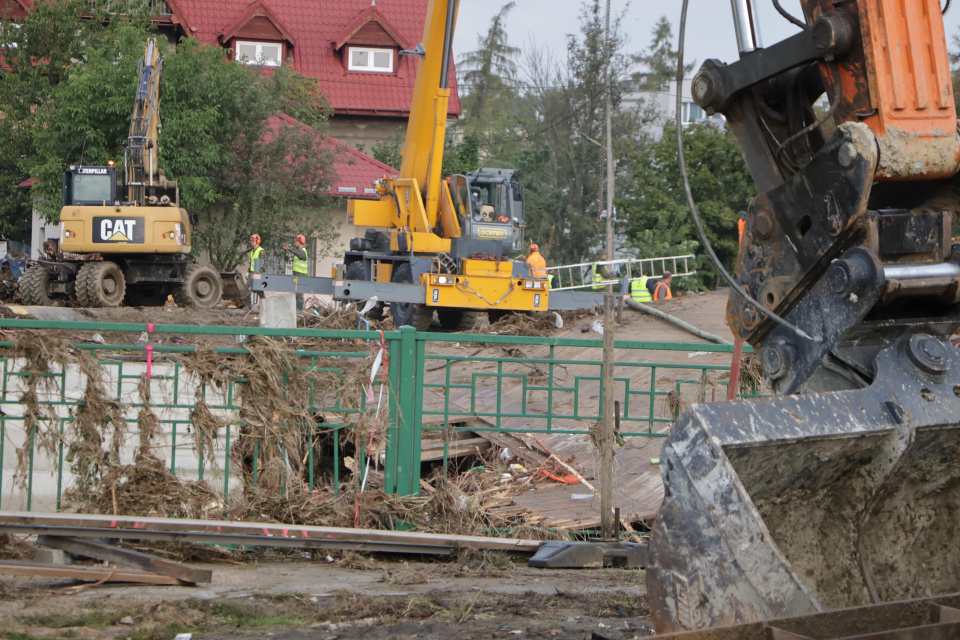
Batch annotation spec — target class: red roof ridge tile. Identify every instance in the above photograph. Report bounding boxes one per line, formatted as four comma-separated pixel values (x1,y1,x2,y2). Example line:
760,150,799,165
333,5,411,51
219,0,297,47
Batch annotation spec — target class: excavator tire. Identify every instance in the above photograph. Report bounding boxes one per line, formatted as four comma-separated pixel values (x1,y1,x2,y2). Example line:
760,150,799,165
19,265,65,307
173,264,223,309
76,261,126,308
125,286,171,307
437,309,478,331
390,263,433,330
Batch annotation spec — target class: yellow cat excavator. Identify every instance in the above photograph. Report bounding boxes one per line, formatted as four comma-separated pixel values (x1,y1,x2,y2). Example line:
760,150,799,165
646,0,960,635
20,38,224,308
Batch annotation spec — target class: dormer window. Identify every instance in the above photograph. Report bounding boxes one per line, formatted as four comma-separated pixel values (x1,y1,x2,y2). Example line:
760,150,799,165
235,40,282,67
348,46,393,73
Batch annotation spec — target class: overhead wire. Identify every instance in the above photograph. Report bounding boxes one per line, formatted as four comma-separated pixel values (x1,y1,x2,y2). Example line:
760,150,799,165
676,0,816,342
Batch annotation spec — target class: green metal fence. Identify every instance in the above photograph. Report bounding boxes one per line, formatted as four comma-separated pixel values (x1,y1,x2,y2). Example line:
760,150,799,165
0,319,755,511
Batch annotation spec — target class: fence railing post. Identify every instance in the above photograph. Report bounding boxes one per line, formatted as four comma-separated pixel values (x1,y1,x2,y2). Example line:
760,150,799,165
391,326,420,495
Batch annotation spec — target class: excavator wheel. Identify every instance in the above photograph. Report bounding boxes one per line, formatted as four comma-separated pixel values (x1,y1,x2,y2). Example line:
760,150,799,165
173,264,223,309
19,265,66,307
125,286,171,307
390,263,433,330
76,261,126,308
437,309,478,331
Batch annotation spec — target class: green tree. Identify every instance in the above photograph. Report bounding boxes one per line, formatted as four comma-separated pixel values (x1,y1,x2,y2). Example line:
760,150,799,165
11,1,338,271
456,2,520,136
370,126,480,176
504,0,650,266
633,16,693,92
0,0,145,241
619,121,756,291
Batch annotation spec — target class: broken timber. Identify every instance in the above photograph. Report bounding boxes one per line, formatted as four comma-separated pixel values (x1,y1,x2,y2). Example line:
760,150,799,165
0,512,543,555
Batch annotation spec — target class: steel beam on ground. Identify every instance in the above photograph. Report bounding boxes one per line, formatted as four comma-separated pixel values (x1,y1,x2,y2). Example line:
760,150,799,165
0,512,543,554
37,535,212,584
0,560,185,585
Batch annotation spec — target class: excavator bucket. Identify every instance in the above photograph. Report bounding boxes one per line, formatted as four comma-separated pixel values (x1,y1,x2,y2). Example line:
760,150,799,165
219,272,249,307
646,334,960,633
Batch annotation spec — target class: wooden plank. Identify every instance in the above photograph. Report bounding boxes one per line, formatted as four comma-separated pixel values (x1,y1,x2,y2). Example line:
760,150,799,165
36,535,211,584
0,512,543,553
420,437,490,461
0,560,184,585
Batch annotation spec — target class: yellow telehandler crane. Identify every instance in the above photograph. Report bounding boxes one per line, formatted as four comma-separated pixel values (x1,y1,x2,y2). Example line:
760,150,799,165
254,0,616,324
342,0,547,330
19,38,224,308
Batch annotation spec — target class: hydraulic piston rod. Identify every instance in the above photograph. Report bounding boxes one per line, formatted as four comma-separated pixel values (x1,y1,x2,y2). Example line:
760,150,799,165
731,0,763,55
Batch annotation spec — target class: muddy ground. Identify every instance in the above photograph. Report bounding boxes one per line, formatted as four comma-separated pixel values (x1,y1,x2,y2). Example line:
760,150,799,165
0,556,652,640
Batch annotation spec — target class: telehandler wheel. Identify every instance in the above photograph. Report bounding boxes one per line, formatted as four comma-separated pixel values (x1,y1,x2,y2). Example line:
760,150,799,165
174,264,223,309
437,309,478,331
76,261,126,308
487,309,513,324
19,265,65,307
346,261,386,321
389,263,433,329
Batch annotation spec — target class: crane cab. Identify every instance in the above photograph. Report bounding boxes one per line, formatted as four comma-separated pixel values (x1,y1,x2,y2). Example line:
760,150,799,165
449,168,525,255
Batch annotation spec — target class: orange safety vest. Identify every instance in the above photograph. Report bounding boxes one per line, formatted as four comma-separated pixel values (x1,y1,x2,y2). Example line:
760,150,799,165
654,281,672,301
738,217,746,243
526,251,547,278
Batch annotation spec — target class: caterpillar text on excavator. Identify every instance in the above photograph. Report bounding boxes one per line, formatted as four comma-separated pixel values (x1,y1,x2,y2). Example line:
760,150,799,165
647,0,960,634
20,38,230,309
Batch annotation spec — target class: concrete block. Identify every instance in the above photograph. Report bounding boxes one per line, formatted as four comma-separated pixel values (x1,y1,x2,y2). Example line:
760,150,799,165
33,548,70,565
259,292,297,329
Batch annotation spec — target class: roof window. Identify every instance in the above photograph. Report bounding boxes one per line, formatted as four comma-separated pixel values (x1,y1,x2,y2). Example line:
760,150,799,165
235,41,282,67
348,47,393,73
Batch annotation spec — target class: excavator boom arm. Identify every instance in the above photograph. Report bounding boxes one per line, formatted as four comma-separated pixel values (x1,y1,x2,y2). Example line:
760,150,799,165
124,38,164,206
648,0,960,633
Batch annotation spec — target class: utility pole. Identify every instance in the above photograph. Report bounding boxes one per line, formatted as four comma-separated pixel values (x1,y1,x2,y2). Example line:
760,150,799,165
604,0,615,263
600,293,615,539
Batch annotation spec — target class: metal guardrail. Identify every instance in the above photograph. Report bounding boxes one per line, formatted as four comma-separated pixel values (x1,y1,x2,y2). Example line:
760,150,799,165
0,320,757,509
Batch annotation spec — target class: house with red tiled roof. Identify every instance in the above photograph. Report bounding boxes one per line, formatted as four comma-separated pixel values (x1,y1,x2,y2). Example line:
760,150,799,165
162,0,460,149
10,0,459,278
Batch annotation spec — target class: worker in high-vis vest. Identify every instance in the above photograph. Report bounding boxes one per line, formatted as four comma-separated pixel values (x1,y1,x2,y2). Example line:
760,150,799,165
526,243,547,278
654,271,673,301
248,233,264,307
631,275,652,302
591,253,614,290
282,234,309,312
738,213,746,243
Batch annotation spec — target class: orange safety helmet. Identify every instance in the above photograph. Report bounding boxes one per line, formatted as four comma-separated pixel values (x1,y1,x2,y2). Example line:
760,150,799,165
529,243,539,252
249,234,261,245
295,234,306,244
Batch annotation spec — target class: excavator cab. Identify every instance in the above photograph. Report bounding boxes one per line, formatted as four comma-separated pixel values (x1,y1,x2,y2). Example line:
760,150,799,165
62,165,118,207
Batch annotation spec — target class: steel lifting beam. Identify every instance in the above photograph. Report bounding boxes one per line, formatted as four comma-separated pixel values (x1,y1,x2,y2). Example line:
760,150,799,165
251,274,624,311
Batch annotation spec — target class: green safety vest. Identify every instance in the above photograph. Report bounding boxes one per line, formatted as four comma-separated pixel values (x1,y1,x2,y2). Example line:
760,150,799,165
631,276,652,302
291,247,308,275
591,263,604,291
249,246,263,272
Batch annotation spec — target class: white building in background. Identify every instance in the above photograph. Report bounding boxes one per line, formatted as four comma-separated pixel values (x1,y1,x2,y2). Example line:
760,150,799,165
622,76,725,135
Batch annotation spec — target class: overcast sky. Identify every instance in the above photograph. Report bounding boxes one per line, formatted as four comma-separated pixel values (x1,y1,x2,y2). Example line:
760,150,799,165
453,1,960,79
